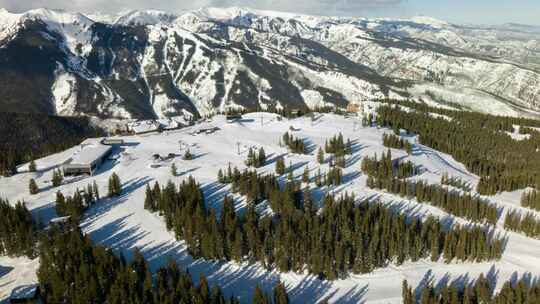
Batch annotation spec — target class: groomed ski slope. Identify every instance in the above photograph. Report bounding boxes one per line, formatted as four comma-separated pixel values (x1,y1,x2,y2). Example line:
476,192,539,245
1,112,540,303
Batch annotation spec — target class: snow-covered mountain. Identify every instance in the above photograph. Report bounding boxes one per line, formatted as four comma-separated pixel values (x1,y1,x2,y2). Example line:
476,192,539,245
1,7,539,119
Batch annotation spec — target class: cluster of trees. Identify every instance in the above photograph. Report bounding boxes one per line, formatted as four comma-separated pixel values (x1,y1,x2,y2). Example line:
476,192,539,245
366,177,498,225
403,273,540,304
0,198,36,257
37,226,288,303
324,133,352,156
324,133,352,168
145,176,503,280
245,147,267,168
361,150,417,179
55,182,99,221
520,126,540,136
0,112,103,176
362,113,374,127
108,173,122,197
441,173,472,192
217,167,280,205
382,133,412,154
504,210,540,239
282,132,306,154
323,167,343,186
375,100,540,195
521,190,540,211
307,167,344,188
253,284,289,304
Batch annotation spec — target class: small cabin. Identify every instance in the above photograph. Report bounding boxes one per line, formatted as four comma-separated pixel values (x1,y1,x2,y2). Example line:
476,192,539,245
63,139,112,176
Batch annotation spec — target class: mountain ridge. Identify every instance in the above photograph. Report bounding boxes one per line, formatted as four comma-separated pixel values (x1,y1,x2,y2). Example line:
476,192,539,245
0,7,539,120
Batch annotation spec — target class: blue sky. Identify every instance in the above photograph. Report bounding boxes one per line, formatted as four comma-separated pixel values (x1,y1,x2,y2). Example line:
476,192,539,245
388,0,540,25
1,0,539,26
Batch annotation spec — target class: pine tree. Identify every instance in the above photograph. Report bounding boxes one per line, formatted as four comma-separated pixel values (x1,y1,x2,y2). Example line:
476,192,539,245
29,178,39,195
218,169,225,183
85,183,94,206
287,168,294,181
302,166,310,183
402,280,413,304
246,148,255,167
55,191,65,212
315,169,322,187
346,139,353,155
29,160,36,172
171,163,177,177
258,147,266,167
51,169,63,187
276,157,286,175
92,181,100,201
198,274,210,303
273,283,289,304
184,149,193,160
252,285,269,304
317,147,325,164
108,173,122,197
144,184,155,211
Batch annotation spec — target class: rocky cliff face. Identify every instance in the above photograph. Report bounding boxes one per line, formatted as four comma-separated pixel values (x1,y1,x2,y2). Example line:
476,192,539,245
0,7,539,119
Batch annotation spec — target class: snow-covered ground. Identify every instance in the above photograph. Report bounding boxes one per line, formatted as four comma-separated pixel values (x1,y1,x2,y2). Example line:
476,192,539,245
1,112,540,303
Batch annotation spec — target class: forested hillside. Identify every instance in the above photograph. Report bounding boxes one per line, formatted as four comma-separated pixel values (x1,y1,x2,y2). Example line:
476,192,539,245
0,112,103,175
375,100,540,194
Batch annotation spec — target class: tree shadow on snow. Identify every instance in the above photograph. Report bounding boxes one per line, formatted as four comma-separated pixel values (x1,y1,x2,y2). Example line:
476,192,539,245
30,202,58,227
303,138,318,155
201,182,231,215
265,153,288,167
422,266,501,302
81,176,153,228
0,265,13,278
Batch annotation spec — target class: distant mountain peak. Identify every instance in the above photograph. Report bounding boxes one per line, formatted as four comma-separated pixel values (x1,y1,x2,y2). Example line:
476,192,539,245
113,9,178,26
409,16,449,28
